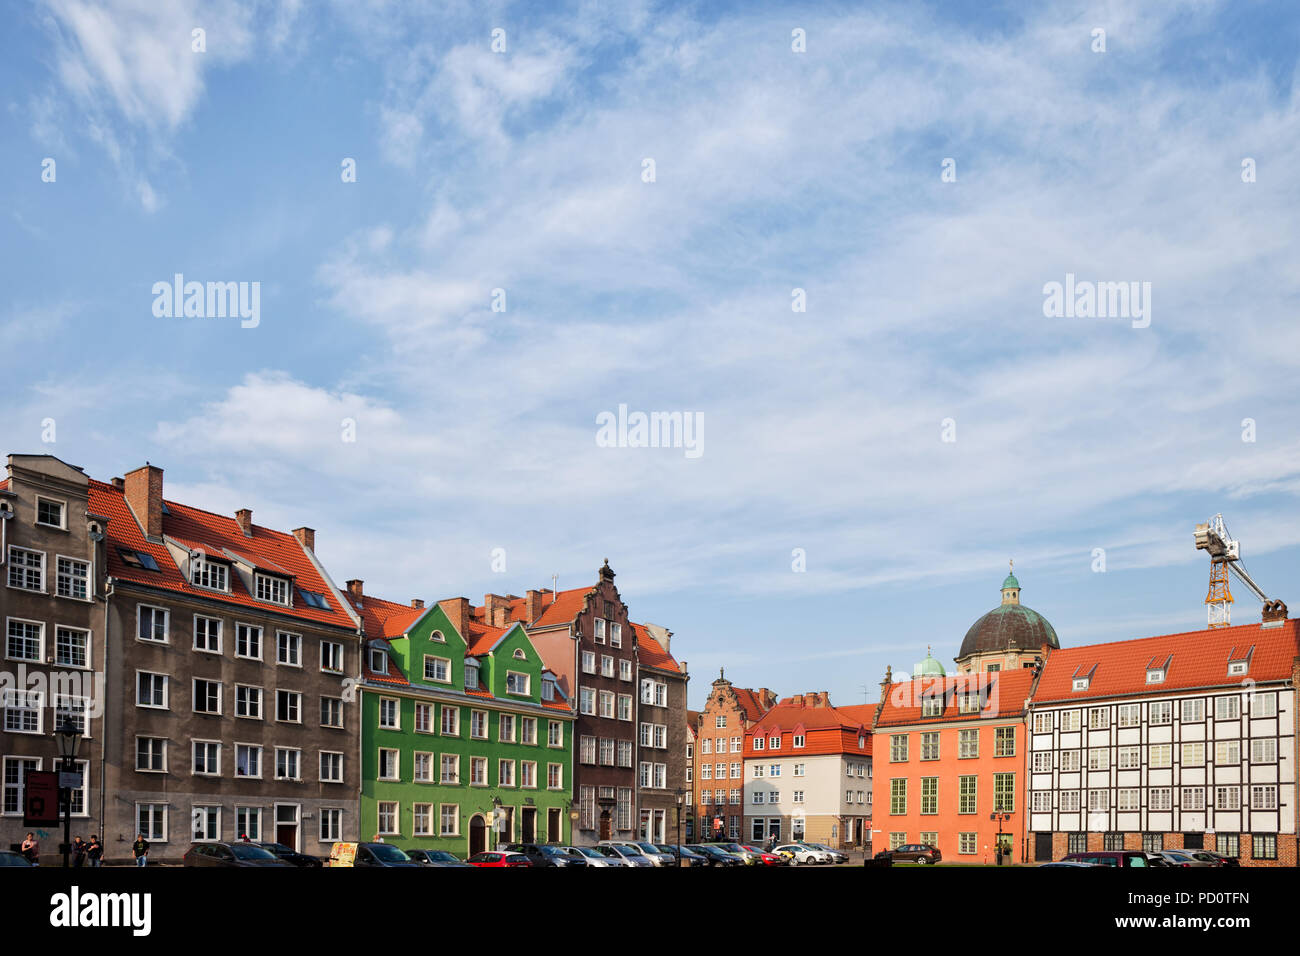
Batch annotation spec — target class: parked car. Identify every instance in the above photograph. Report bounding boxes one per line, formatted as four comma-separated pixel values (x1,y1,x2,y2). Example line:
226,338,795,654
596,841,654,867
351,842,422,867
0,850,33,867
874,844,941,865
504,843,587,867
1159,850,1217,868
183,842,293,867
658,844,709,866
774,843,831,865
1061,851,1159,867
712,842,765,865
1038,861,1101,867
1203,851,1241,867
254,841,321,867
1181,850,1227,867
801,842,849,864
739,844,787,866
684,843,744,866
466,851,531,868
629,841,677,866
407,849,472,867
565,845,628,867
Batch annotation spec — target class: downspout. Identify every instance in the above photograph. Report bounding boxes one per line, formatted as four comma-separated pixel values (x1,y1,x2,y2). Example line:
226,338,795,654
100,577,113,847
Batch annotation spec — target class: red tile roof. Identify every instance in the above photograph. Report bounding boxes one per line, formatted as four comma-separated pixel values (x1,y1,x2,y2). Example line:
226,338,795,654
91,480,355,630
362,638,409,685
631,623,681,674
1034,619,1299,703
465,620,509,656
731,687,774,721
875,668,1037,726
745,701,876,757
358,594,425,641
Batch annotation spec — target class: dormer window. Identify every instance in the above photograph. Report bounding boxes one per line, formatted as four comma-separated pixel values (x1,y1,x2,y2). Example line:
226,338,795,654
255,573,289,605
922,697,942,718
753,737,765,751
1072,676,1090,691
1228,660,1248,677
191,557,229,592
465,660,479,690
369,649,388,674
1146,668,1165,684
541,677,555,701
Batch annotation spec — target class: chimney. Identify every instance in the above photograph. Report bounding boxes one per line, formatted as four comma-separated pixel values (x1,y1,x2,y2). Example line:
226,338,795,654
817,691,831,708
111,477,124,491
292,526,316,551
484,594,510,628
439,597,471,639
757,687,777,710
1262,600,1288,625
411,599,425,609
234,508,254,537
346,579,364,602
526,589,545,623
123,464,164,539
878,666,894,723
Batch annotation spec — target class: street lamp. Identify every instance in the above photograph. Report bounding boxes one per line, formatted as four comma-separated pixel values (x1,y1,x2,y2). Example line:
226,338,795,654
55,720,82,869
673,788,685,867
990,810,1011,865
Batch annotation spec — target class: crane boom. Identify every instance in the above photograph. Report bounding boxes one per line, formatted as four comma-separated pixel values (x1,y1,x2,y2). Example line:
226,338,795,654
1194,514,1287,627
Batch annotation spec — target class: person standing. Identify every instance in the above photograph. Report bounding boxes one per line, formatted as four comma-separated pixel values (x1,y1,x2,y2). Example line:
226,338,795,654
72,836,87,867
132,833,150,866
87,835,103,868
20,833,39,866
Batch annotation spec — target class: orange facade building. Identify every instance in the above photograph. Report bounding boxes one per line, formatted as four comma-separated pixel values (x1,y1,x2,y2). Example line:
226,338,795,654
873,667,1036,863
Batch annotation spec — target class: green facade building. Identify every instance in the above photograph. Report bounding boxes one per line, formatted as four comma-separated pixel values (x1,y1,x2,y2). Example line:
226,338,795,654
356,592,575,857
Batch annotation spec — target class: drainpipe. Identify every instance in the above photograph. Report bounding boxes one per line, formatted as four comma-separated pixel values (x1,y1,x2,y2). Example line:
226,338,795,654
99,577,113,847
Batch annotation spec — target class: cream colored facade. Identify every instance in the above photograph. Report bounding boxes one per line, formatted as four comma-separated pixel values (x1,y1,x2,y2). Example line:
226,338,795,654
742,751,872,848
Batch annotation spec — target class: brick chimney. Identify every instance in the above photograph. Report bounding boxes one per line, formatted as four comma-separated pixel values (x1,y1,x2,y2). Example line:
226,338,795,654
816,691,831,708
346,580,364,602
440,597,471,639
792,694,805,708
411,599,425,609
123,464,164,539
1262,600,1288,625
292,526,315,551
756,687,777,711
111,477,124,491
484,594,510,628
526,589,547,623
234,509,254,537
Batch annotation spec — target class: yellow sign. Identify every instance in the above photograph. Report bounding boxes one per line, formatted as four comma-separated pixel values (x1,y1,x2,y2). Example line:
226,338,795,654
328,842,358,868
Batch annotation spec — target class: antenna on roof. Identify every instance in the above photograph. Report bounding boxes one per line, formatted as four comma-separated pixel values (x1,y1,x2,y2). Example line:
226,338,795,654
551,573,558,602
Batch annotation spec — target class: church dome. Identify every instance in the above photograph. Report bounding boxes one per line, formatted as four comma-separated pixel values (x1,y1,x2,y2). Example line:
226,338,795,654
958,566,1058,661
913,648,946,678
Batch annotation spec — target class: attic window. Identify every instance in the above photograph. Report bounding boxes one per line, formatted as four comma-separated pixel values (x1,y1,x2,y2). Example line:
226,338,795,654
191,557,229,592
541,677,555,701
119,548,160,572
1072,676,1090,691
1146,668,1165,684
921,697,943,717
430,630,445,643
513,648,526,660
1227,660,1248,677
464,660,479,690
753,737,765,751
369,649,388,674
255,573,290,606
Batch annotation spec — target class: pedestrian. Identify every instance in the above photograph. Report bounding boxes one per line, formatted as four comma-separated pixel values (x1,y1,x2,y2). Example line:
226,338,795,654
72,836,87,867
240,832,250,842
20,833,39,866
132,832,150,866
87,835,103,868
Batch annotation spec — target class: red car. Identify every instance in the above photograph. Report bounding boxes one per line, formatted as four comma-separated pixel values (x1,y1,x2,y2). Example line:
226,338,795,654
466,851,531,868
741,845,787,866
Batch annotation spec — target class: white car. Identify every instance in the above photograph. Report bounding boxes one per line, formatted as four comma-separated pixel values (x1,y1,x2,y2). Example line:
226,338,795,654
566,845,629,867
773,843,831,865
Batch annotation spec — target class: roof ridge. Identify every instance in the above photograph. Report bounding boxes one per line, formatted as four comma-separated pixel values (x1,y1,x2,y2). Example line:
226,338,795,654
1051,619,1296,655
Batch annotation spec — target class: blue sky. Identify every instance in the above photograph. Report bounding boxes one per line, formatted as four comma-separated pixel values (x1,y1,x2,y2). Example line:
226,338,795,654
3,0,1299,710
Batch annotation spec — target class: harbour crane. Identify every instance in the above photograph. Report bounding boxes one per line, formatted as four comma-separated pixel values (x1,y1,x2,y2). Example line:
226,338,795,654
1193,514,1287,628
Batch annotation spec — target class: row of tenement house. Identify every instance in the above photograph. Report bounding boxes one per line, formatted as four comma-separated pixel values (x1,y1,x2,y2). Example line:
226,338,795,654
0,455,687,861
681,569,1298,867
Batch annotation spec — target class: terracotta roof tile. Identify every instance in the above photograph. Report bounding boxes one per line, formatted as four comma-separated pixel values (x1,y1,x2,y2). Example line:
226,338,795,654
745,701,875,757
731,687,773,721
875,668,1037,726
1034,619,1298,702
631,623,681,674
358,594,425,641
91,480,355,630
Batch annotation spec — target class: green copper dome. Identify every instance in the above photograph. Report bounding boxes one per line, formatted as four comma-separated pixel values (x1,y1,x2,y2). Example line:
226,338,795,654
913,649,946,678
1002,572,1020,590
